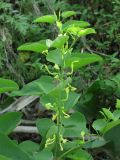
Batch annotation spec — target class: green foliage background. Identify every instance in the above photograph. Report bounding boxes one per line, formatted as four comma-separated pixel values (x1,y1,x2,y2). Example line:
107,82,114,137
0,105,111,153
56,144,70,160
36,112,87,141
0,1,120,159
1,0,120,83
0,0,119,105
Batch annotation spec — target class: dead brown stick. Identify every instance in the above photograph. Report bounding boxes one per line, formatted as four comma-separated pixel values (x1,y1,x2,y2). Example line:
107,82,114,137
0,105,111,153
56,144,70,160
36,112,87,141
14,126,38,134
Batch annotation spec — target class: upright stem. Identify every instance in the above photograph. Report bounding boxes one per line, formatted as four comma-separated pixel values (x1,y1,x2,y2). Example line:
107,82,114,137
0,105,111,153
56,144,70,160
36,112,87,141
54,92,62,160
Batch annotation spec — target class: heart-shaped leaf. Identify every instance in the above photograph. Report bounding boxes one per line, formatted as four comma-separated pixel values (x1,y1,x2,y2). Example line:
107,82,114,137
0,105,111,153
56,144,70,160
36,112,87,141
92,119,108,131
33,150,53,160
78,28,96,37
51,35,69,48
34,15,57,24
67,149,93,160
62,20,90,32
0,112,22,135
17,40,48,53
113,110,120,121
84,137,107,149
66,27,96,37
115,99,120,109
64,53,102,70
0,155,11,160
0,133,32,160
19,141,39,155
62,112,87,137
0,78,19,93
102,108,114,120
64,92,80,111
104,124,120,157
12,79,43,96
102,120,120,133
12,76,55,96
36,118,55,138
61,11,76,18
46,49,63,65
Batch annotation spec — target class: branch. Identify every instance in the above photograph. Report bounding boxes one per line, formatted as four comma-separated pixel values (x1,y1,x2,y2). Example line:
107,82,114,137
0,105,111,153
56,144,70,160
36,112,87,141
14,126,38,134
0,96,39,114
81,37,109,57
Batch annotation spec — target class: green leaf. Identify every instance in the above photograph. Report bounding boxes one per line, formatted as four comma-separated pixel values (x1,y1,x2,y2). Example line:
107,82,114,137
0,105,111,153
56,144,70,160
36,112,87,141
0,155,11,160
61,11,76,18
0,133,32,160
66,26,82,35
12,76,55,96
0,112,22,135
102,108,114,120
113,110,120,121
102,119,120,133
19,141,39,155
12,79,43,96
33,150,53,160
84,137,107,149
92,119,107,131
34,15,57,24
36,118,55,138
64,92,80,111
35,76,55,94
66,26,96,37
40,77,72,106
0,78,19,93
62,112,86,128
17,40,48,53
46,39,53,48
12,76,71,97
67,149,93,160
116,99,120,109
104,124,120,156
46,49,63,65
78,28,96,36
46,125,58,139
40,78,72,104
63,140,83,151
51,35,69,48
62,20,90,32
40,90,71,110
40,94,56,109
62,112,87,137
48,77,72,97
65,53,102,70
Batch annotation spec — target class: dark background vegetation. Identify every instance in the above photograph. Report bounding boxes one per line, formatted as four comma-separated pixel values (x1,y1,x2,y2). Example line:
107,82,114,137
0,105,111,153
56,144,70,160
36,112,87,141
1,0,120,82
1,1,120,159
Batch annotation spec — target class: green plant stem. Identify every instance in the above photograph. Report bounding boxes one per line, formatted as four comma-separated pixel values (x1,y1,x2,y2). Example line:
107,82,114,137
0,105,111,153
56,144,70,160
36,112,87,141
54,93,62,159
69,36,79,50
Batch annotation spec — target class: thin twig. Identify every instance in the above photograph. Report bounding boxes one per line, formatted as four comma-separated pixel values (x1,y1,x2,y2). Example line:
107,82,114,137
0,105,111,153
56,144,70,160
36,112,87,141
81,37,109,57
